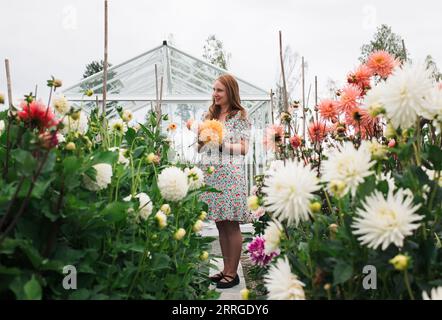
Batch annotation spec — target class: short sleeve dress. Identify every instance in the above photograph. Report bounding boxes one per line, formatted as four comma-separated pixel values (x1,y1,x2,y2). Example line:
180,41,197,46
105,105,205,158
198,112,252,222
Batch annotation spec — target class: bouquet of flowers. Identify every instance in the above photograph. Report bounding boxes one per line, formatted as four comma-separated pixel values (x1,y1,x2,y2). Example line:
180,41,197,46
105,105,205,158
197,119,225,147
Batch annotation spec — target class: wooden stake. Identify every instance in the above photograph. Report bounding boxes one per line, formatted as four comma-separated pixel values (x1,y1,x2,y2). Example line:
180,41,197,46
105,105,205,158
314,76,318,122
158,76,163,126
279,31,289,113
155,64,159,114
102,0,109,117
302,56,306,141
5,59,13,110
4,59,13,178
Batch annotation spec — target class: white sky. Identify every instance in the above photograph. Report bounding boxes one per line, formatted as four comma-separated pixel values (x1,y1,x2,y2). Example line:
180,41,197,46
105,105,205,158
1,0,441,102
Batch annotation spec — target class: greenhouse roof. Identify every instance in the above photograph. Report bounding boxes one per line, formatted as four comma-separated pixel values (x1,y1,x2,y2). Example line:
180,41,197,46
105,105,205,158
63,41,270,115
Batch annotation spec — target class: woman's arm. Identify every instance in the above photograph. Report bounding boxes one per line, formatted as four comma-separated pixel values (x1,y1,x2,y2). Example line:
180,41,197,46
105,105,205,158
222,139,249,156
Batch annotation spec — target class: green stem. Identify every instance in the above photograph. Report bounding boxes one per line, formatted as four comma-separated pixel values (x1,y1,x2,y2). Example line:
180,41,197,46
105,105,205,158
404,270,415,300
324,190,333,215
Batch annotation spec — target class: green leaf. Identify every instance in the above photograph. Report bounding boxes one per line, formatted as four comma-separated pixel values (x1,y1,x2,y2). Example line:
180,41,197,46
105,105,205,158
427,145,442,170
41,151,56,174
100,202,128,223
90,151,117,165
132,146,146,158
11,149,37,176
30,178,54,199
125,127,136,145
151,253,171,271
24,276,42,300
63,156,82,176
333,261,353,285
356,175,376,200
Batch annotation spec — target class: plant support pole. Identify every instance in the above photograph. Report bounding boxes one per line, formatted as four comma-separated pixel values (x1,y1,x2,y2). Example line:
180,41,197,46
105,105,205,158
103,0,109,118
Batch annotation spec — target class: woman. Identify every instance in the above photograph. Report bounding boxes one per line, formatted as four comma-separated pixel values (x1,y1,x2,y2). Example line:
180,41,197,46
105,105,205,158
198,74,251,289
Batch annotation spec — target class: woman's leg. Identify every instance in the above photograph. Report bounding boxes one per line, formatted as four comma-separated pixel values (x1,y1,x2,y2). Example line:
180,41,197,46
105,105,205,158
216,221,228,275
217,221,242,281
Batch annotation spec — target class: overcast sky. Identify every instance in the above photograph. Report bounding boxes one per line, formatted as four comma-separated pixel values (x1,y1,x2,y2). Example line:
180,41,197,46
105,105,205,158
1,0,441,103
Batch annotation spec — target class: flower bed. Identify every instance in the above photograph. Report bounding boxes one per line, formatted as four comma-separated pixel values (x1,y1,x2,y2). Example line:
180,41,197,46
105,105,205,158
0,82,218,300
246,52,442,300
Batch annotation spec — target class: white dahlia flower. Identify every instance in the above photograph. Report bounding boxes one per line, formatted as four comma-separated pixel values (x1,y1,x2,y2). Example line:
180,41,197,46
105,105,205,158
352,189,423,250
83,163,113,191
53,94,70,115
262,160,320,226
263,219,283,255
381,63,434,129
264,257,306,300
423,286,442,300
322,141,375,197
184,166,205,190
157,166,189,202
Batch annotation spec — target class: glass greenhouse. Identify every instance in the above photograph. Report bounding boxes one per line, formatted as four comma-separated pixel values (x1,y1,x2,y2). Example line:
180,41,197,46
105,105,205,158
63,41,272,189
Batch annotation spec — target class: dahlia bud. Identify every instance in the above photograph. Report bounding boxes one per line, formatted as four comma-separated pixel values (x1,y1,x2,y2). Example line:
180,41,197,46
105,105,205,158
389,254,410,271
160,204,171,215
0,93,5,105
53,79,63,88
71,111,81,121
240,288,250,300
309,201,321,213
193,220,204,233
155,211,167,229
328,223,338,239
247,195,260,211
85,89,94,97
329,180,346,198
199,211,207,221
146,153,156,164
122,110,133,123
199,251,209,261
174,228,186,241
65,142,76,151
388,139,396,148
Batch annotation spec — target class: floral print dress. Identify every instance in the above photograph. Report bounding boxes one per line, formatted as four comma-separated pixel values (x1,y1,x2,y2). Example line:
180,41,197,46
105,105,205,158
199,112,251,222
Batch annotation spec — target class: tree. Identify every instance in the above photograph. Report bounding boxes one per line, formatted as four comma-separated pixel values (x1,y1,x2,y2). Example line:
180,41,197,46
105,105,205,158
360,24,409,63
425,55,442,82
202,35,231,70
83,60,112,79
